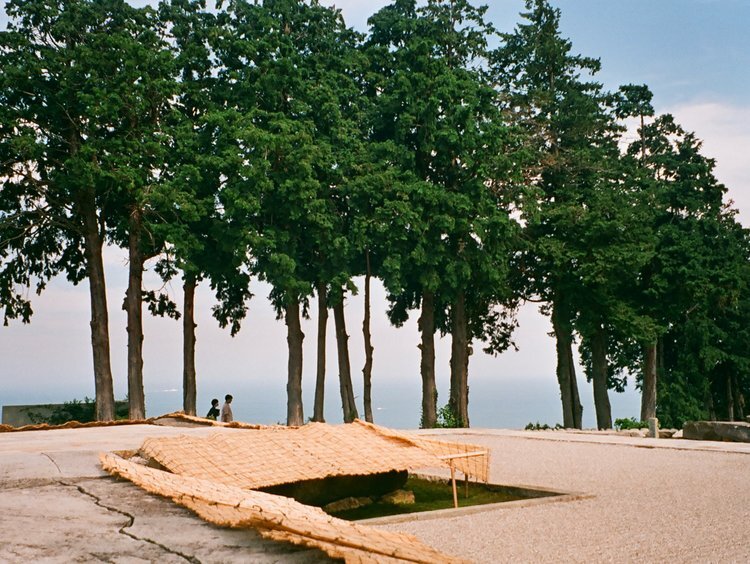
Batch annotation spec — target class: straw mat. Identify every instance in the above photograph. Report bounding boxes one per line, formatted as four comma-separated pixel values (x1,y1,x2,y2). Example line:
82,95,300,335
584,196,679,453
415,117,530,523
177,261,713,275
152,411,265,429
137,420,488,488
100,452,468,564
365,423,490,482
0,411,264,433
0,418,152,433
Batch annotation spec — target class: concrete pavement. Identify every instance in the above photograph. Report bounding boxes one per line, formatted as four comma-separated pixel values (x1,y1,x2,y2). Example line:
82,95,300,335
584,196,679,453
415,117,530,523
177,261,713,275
1,423,748,562
0,424,329,563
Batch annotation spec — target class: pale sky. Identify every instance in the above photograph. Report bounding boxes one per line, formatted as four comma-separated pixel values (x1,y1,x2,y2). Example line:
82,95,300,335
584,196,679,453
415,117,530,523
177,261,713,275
1,1,748,428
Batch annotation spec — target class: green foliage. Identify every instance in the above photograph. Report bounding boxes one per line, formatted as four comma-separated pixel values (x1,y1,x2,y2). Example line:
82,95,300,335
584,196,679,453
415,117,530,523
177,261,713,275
524,422,563,430
210,0,368,314
613,417,648,431
628,112,750,427
153,0,254,335
436,403,461,429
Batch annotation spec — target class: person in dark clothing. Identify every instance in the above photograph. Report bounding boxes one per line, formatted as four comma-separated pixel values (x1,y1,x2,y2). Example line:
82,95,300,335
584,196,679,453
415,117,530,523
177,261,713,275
206,398,220,420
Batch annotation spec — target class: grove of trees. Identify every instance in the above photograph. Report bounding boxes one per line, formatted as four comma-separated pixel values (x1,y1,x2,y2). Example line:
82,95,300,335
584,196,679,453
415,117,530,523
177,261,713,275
1,0,747,429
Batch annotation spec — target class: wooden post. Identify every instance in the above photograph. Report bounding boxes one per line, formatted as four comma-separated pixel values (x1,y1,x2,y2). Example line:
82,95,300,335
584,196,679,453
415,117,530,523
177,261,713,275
450,461,458,509
465,473,469,498
436,450,488,509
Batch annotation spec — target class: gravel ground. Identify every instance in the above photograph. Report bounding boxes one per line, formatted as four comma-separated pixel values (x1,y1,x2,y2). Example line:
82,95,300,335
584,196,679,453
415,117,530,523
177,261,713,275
2,424,748,563
375,429,750,563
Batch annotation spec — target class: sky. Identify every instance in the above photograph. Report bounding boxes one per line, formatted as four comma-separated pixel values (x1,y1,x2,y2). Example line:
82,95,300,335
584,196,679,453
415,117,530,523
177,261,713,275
1,0,748,428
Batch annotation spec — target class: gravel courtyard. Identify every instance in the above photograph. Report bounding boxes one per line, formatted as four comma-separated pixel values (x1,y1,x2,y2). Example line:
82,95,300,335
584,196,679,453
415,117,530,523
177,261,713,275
390,428,750,563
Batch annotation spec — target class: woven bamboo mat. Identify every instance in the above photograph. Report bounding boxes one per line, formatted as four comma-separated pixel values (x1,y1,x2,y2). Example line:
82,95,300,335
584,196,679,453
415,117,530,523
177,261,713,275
0,418,152,433
365,422,490,482
0,411,265,433
101,452,468,564
138,420,488,488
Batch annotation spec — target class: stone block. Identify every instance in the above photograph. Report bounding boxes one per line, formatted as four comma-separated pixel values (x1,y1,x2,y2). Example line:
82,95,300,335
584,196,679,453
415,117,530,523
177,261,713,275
323,496,373,513
380,489,416,505
682,421,750,443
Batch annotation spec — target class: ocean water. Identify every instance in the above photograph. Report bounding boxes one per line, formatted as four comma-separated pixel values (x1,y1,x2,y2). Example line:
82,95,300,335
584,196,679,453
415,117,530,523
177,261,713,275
159,373,642,429
0,272,643,430
0,372,640,430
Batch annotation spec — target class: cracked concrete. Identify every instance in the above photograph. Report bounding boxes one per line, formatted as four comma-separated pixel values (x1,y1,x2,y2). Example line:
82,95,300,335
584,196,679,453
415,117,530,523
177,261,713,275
0,425,331,563
0,476,331,563
0,476,332,563
67,480,202,563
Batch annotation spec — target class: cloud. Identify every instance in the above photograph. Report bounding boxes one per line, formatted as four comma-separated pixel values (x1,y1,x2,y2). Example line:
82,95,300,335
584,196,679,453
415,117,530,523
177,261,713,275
319,0,391,31
664,101,750,224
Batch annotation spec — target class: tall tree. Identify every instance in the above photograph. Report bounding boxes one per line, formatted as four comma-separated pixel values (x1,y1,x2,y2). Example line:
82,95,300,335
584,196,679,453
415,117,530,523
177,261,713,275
98,3,177,420
496,0,653,428
215,0,365,425
154,0,253,416
630,114,748,427
368,0,519,428
0,0,172,420
614,84,658,421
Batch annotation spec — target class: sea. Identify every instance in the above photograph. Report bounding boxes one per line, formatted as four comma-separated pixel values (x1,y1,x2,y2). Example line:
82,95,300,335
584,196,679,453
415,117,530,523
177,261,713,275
0,272,642,430
1,371,642,430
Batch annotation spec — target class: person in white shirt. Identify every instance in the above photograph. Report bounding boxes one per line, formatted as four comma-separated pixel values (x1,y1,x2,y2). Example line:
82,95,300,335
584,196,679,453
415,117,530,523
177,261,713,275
220,394,234,423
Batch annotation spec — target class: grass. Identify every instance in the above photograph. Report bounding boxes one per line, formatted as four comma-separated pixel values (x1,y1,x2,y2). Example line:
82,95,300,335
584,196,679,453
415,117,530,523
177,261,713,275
328,476,528,520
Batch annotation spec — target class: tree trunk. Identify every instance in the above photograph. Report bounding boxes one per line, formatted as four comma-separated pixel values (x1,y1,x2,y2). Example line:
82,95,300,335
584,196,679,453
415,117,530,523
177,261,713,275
333,296,358,422
590,325,612,429
706,386,717,421
568,347,583,429
640,341,657,422
418,291,437,428
81,194,115,421
126,210,146,420
362,252,374,423
726,371,735,421
312,282,327,423
734,373,746,419
552,298,582,428
285,298,304,426
182,274,197,416
449,292,470,428
658,337,665,376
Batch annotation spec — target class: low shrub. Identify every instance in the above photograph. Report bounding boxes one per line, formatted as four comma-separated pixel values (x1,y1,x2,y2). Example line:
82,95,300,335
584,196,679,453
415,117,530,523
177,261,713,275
614,417,648,431
436,404,461,428
524,421,563,431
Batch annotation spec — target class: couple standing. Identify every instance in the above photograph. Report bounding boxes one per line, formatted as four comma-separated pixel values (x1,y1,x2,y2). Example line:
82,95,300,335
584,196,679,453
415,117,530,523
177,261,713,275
206,394,233,422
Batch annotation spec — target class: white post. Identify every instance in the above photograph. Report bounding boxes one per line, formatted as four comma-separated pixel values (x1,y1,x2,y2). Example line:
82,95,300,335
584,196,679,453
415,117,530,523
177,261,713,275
648,417,659,438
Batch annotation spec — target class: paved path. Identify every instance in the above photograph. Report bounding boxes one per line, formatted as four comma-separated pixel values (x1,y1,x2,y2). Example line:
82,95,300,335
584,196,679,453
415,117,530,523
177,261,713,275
1,424,748,563
382,428,750,563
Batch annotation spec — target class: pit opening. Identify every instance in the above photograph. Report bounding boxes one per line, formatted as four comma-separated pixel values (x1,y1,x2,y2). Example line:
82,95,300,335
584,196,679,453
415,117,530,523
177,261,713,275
263,471,566,521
